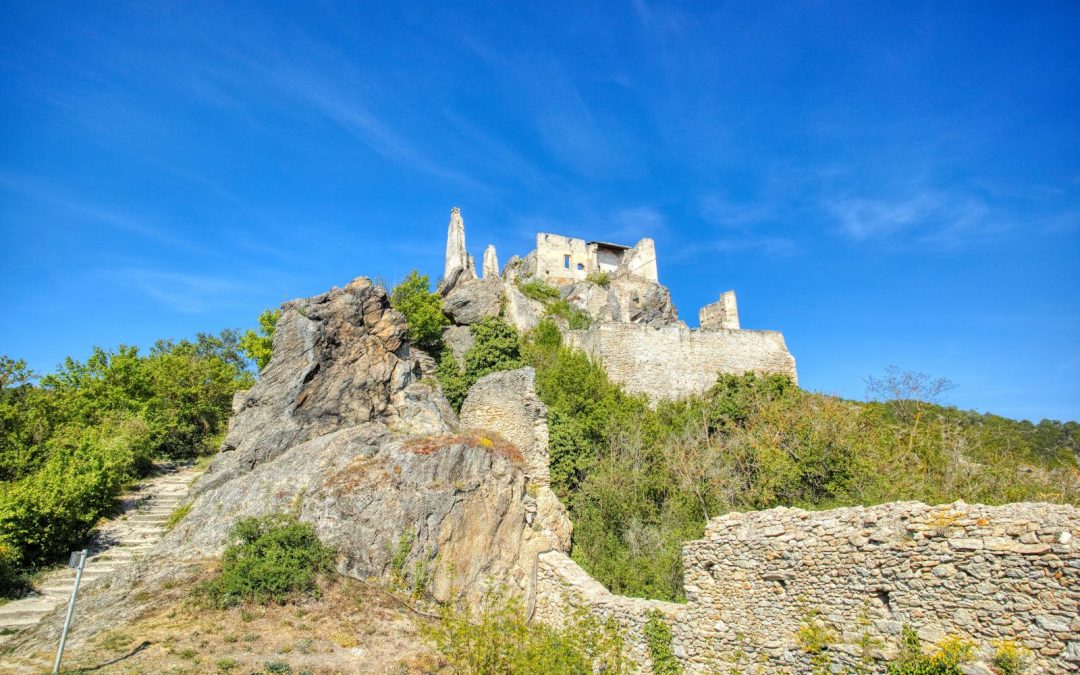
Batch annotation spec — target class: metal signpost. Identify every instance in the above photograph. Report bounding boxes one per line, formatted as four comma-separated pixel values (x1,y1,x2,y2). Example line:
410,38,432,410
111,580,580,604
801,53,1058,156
53,549,87,674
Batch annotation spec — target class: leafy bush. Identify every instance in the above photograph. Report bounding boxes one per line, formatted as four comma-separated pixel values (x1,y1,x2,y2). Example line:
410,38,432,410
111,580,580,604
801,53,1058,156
885,626,972,675
240,308,280,371
423,592,627,674
198,514,335,608
516,279,561,303
586,271,611,287
390,271,449,354
644,610,680,674
436,317,524,410
992,639,1030,675
516,279,591,329
0,333,252,593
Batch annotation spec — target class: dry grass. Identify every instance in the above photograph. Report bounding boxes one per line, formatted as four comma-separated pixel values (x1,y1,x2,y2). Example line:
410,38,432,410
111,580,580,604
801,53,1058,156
51,570,441,674
403,431,524,464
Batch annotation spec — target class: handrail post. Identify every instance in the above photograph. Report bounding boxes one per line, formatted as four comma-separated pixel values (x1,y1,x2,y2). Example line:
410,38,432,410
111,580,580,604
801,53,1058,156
53,549,87,674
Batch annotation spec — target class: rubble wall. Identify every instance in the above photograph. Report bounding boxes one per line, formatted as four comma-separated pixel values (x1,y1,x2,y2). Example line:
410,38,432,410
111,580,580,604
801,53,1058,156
535,501,1080,673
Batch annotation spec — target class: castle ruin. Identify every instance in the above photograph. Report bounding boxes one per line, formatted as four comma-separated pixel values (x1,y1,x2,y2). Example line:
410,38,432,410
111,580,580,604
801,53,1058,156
440,207,797,399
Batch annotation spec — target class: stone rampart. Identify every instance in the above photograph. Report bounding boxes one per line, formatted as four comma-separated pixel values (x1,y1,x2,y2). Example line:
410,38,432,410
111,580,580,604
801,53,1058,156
566,322,797,401
533,501,1080,673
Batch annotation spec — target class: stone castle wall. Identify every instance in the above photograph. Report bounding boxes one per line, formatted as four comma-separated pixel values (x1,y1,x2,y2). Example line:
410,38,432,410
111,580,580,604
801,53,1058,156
534,501,1080,674
566,322,797,401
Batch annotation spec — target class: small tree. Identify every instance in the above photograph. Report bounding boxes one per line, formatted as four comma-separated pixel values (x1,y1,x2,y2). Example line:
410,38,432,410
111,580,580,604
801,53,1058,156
390,271,449,355
240,308,280,372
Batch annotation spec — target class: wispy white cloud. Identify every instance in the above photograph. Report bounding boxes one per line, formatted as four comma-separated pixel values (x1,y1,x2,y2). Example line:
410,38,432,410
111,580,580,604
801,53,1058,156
0,172,208,254
101,268,256,313
827,189,1004,249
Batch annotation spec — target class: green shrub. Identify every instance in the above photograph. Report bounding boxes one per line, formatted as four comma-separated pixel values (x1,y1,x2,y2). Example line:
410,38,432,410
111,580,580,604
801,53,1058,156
992,639,1029,675
516,279,561,303
886,626,972,675
423,592,627,674
198,514,335,608
240,308,280,372
390,271,449,354
586,271,611,287
516,279,591,329
644,610,680,674
436,317,524,411
164,502,192,531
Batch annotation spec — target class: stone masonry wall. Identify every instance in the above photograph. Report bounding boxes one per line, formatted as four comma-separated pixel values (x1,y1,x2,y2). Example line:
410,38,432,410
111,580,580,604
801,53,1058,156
534,501,1080,673
532,551,685,672
566,322,797,401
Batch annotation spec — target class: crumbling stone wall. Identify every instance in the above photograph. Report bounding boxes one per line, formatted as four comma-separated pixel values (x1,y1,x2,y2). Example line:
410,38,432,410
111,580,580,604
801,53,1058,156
699,289,740,331
566,322,797,401
460,368,550,486
532,551,685,671
534,501,1080,673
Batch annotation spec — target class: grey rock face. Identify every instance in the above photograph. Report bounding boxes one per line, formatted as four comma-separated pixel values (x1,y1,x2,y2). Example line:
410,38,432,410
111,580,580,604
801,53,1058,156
559,277,678,328
200,277,436,492
443,278,505,325
167,277,559,605
442,325,476,367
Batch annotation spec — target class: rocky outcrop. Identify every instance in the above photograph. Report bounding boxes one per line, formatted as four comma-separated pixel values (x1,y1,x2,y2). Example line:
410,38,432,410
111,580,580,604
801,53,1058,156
482,244,499,279
201,278,446,492
168,277,561,605
443,278,505,325
559,276,678,327
442,325,476,366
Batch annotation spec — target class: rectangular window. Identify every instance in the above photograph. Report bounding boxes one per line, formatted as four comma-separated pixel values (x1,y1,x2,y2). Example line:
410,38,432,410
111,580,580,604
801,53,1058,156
563,254,570,268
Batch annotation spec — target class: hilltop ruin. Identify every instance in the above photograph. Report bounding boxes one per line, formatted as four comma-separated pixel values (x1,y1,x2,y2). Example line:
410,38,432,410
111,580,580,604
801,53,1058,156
440,207,797,400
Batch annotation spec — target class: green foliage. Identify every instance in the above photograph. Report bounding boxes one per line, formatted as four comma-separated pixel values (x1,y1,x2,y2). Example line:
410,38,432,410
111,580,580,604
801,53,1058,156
390,531,412,587
390,271,449,354
165,502,192,531
240,308,280,372
0,334,251,593
436,317,524,411
886,626,972,675
991,639,1030,675
516,279,591,329
529,354,1080,601
423,592,628,674
198,513,335,608
644,610,681,674
586,271,612,287
516,279,561,303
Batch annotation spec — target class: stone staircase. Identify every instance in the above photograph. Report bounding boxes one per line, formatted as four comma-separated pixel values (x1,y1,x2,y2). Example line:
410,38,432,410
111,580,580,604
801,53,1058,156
0,463,202,645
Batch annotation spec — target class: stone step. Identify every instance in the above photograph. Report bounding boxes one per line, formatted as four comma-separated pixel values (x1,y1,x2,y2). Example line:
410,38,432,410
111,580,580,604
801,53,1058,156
0,614,42,628
0,602,60,623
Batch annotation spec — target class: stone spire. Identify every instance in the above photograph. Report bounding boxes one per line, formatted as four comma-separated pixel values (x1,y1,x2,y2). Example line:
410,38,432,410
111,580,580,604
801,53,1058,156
444,207,469,280
482,244,499,279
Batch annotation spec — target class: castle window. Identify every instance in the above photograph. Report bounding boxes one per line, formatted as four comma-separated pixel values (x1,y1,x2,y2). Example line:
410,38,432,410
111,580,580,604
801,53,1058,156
576,263,584,271
563,255,570,269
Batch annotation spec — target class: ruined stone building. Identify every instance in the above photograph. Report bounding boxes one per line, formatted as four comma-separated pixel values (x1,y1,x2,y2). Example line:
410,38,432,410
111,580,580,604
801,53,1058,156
440,207,797,399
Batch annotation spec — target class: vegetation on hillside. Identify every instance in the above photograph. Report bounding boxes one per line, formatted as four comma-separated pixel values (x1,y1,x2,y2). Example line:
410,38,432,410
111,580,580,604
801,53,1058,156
198,513,336,608
423,593,628,674
240,308,280,372
0,334,252,596
380,270,1080,602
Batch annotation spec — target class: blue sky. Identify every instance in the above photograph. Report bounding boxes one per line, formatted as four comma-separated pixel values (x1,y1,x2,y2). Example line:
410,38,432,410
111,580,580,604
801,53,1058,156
1,2,1078,421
